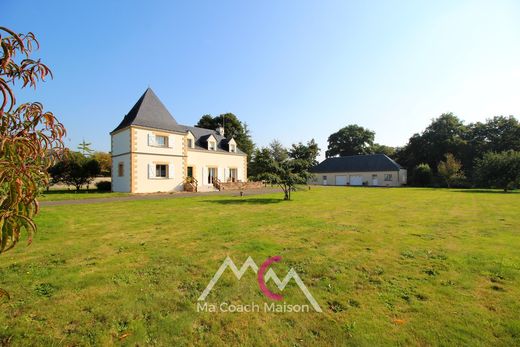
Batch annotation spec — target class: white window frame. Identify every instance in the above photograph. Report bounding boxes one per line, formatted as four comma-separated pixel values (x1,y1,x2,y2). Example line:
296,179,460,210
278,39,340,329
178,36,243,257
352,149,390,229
384,174,393,181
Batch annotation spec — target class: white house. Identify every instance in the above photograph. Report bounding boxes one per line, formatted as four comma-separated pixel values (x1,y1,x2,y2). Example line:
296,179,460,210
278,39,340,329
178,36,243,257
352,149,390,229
110,88,248,193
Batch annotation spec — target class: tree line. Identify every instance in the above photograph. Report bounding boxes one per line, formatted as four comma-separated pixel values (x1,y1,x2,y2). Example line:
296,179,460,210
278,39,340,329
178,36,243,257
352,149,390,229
321,113,520,191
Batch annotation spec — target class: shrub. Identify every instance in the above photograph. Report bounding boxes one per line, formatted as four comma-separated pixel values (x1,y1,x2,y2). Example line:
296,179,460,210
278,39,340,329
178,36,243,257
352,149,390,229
95,181,111,192
413,163,432,186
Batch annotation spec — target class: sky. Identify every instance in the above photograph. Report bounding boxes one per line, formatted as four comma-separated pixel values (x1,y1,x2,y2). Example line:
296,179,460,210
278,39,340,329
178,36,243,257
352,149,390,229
4,0,520,159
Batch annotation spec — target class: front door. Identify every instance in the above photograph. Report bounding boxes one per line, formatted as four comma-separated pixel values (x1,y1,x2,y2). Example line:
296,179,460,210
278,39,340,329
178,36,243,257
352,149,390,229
207,167,217,184
372,174,378,186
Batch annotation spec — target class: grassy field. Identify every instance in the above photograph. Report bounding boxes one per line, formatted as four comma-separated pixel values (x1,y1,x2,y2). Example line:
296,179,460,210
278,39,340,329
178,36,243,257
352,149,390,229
38,189,130,202
0,187,519,346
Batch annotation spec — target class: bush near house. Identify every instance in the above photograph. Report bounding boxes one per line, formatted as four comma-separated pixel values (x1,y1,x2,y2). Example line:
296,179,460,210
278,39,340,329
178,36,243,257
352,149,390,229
95,181,111,191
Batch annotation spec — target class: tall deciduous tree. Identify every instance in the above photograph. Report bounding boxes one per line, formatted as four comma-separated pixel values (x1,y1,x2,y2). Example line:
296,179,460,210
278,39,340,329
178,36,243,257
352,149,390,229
437,153,465,188
195,113,255,160
289,139,320,171
475,151,520,192
326,125,375,158
0,27,65,253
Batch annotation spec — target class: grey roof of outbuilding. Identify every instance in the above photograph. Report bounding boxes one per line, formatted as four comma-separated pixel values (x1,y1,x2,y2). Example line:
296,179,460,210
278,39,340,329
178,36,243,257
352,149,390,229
310,154,403,173
111,88,245,155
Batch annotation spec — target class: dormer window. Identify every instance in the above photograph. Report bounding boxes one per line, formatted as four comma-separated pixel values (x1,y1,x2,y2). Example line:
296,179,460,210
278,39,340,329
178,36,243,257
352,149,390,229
229,144,236,153
208,141,216,151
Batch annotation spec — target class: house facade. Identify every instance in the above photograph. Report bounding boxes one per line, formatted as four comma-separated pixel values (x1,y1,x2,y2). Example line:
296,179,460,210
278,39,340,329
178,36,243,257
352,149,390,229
310,154,407,187
110,88,247,193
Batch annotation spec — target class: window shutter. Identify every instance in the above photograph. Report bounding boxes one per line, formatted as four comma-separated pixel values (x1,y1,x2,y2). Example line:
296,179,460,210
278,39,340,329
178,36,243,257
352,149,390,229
168,163,174,178
148,163,155,178
148,134,155,146
168,135,174,148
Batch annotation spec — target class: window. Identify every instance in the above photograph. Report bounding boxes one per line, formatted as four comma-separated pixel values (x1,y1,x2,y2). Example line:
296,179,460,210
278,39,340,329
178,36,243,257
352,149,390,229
230,144,236,152
229,168,238,182
209,141,216,151
187,138,193,148
384,174,393,181
207,167,217,184
118,163,124,177
322,175,327,180
155,135,168,147
156,164,167,178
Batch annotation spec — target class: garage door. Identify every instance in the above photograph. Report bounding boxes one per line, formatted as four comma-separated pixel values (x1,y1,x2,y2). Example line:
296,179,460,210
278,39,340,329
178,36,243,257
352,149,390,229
335,175,347,186
349,175,363,186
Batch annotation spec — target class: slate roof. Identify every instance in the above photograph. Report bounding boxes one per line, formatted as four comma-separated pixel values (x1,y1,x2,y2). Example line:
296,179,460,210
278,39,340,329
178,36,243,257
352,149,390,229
111,88,245,155
310,154,403,173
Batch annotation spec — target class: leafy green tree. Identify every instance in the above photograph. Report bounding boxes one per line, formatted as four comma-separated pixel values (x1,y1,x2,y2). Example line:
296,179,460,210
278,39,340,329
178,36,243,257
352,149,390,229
475,151,520,192
370,143,396,158
248,147,273,179
49,152,100,191
397,113,467,173
195,113,255,160
413,163,433,187
289,139,320,172
463,116,520,176
437,153,465,188
326,125,375,157
0,27,65,254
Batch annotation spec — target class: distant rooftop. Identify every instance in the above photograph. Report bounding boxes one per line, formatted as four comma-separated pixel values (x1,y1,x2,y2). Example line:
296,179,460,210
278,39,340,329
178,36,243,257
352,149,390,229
311,154,403,173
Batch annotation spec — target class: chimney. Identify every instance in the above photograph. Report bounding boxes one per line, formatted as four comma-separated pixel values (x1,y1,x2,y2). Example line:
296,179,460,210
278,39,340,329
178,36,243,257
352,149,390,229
217,126,225,136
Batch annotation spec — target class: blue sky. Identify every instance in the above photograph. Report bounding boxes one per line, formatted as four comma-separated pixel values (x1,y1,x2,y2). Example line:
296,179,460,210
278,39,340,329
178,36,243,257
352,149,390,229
4,0,520,158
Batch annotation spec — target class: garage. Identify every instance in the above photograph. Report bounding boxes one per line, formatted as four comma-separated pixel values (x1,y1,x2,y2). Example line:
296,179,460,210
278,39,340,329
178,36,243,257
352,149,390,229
335,175,347,186
349,175,363,186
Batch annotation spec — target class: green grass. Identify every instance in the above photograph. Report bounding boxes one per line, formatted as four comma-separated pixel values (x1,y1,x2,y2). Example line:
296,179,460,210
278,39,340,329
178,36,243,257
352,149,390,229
38,189,130,201
1,187,519,346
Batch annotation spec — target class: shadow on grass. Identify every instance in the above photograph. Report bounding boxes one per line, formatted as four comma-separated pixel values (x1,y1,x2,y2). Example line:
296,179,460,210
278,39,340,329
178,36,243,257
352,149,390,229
202,198,284,205
451,189,519,194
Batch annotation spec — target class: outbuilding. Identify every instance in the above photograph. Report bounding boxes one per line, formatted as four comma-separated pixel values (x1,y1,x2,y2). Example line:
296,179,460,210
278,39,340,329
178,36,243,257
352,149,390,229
310,154,407,187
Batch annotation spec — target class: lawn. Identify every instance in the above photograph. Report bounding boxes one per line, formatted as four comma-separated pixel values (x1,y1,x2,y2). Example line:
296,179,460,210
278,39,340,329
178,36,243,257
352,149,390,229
38,189,131,202
0,187,519,346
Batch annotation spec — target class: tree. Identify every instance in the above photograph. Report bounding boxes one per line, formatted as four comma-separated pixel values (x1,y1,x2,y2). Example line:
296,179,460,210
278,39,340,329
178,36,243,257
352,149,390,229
0,27,65,253
370,143,396,158
326,125,375,158
92,151,111,176
77,139,93,156
475,151,520,192
463,116,520,176
437,153,465,188
269,139,289,162
289,139,320,172
249,147,274,179
397,113,467,174
413,164,433,187
49,152,100,191
195,113,255,160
